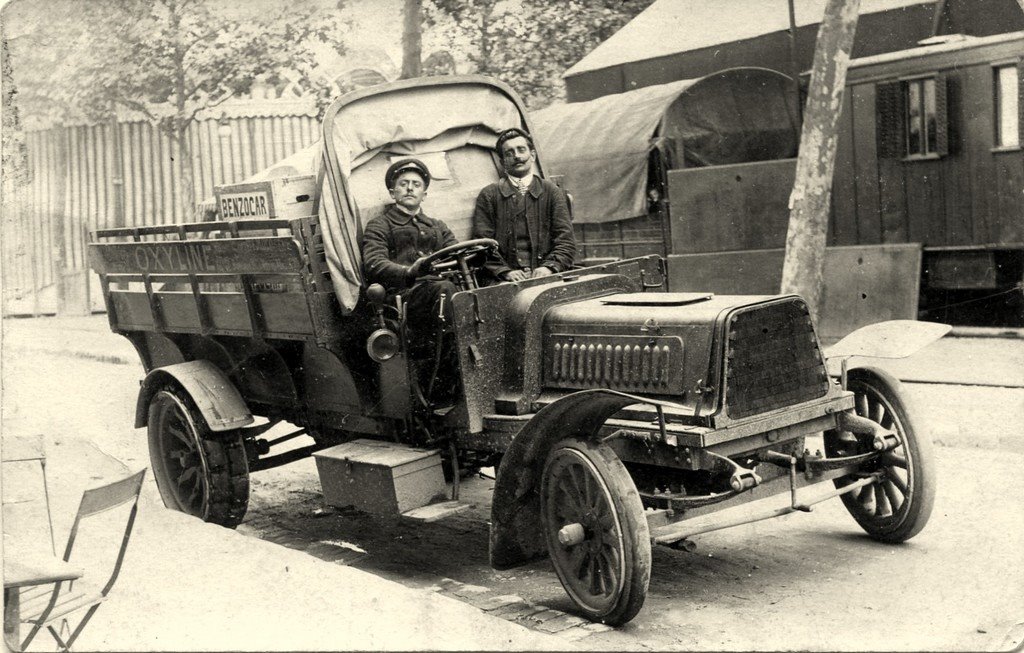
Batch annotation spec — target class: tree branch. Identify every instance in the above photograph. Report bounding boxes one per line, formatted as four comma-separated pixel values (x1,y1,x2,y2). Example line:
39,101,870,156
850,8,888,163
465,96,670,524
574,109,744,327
115,95,160,123
181,28,220,57
183,90,233,125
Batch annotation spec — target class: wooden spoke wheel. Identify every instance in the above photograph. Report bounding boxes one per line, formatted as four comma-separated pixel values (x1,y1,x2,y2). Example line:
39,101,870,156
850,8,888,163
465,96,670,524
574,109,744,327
540,438,650,625
147,387,250,528
825,368,936,543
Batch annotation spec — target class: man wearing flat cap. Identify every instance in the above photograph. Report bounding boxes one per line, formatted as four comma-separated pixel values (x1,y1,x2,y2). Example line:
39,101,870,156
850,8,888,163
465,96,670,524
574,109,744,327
472,127,575,282
362,158,459,401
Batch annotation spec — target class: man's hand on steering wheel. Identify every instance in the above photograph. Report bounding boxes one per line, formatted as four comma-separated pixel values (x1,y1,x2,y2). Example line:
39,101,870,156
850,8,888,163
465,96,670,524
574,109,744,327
407,256,435,280
422,238,498,270
408,238,498,288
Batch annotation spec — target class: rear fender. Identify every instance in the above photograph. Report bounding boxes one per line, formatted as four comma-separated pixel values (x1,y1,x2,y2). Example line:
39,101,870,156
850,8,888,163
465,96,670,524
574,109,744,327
135,360,253,432
490,389,653,569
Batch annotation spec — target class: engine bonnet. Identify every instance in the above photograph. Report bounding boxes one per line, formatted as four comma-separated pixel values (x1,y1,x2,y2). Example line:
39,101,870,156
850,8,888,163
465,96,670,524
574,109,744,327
540,292,829,417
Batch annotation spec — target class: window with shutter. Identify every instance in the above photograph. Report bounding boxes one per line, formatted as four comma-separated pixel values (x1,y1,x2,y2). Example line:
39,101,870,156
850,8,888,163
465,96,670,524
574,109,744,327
903,75,947,158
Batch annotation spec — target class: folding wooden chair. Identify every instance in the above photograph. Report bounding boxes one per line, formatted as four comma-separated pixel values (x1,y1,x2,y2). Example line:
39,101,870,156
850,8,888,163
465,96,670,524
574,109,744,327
19,469,147,652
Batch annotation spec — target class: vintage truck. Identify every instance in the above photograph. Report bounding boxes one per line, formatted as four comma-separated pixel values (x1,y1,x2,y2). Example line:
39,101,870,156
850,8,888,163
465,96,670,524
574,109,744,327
88,76,943,625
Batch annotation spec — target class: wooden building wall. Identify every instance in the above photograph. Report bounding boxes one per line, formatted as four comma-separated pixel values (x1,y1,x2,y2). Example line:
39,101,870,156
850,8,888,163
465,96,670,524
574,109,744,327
829,52,1024,251
2,114,319,316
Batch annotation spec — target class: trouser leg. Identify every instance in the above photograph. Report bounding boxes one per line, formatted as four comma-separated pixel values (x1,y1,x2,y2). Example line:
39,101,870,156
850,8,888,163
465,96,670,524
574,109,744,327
403,279,458,402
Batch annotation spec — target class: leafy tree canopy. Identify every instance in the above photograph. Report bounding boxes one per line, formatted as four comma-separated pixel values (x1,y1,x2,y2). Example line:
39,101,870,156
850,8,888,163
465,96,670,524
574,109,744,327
6,0,348,131
424,0,655,108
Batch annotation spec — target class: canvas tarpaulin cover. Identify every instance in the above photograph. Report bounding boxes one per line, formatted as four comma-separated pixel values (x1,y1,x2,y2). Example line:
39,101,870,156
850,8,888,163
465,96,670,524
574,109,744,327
531,68,799,225
319,81,529,312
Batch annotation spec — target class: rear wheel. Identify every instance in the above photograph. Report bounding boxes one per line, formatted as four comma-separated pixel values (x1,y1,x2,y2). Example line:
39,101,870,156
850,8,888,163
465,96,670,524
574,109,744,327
826,368,936,543
147,387,250,527
540,438,650,625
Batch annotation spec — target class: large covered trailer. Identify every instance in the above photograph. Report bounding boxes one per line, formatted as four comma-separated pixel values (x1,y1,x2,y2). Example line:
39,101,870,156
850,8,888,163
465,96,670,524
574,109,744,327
534,32,1024,338
90,76,944,625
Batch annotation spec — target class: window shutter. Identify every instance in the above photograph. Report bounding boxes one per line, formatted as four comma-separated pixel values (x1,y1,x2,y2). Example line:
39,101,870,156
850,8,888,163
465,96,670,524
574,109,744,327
934,73,949,156
875,81,906,158
1018,60,1024,146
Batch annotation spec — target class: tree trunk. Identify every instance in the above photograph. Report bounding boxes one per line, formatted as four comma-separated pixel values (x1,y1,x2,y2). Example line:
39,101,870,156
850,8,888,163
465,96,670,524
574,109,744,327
176,125,196,221
779,0,861,325
170,0,196,220
110,110,126,228
401,0,422,79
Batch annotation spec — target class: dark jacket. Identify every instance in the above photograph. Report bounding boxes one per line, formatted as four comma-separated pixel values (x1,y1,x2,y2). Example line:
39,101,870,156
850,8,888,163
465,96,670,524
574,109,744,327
471,176,575,279
362,205,457,292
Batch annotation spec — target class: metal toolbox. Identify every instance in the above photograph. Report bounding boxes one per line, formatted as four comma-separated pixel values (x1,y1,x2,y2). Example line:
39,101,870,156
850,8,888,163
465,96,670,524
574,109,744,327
313,439,446,515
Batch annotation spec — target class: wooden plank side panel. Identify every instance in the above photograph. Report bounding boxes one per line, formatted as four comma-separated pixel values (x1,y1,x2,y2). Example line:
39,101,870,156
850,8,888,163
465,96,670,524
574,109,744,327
253,118,267,172
141,122,155,229
70,126,83,269
962,62,996,245
831,91,859,246
942,68,974,246
90,237,304,275
848,85,880,244
131,123,144,227
192,123,207,216
229,118,244,184
994,150,1024,244
160,129,173,224
668,159,795,254
904,159,945,246
147,124,161,225
89,124,102,232
877,156,907,243
271,116,284,164
207,118,224,192
170,136,182,223
45,129,60,287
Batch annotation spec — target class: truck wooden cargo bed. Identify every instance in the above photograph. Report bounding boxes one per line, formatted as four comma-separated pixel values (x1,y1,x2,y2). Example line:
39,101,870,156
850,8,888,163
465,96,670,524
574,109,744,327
89,218,343,344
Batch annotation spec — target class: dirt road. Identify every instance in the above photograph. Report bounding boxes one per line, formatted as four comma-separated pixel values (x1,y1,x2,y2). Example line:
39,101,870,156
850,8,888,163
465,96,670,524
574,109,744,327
3,341,1022,650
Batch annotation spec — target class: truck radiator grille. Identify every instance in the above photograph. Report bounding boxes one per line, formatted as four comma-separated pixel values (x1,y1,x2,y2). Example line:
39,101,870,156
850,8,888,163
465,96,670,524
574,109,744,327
724,299,829,419
545,334,686,395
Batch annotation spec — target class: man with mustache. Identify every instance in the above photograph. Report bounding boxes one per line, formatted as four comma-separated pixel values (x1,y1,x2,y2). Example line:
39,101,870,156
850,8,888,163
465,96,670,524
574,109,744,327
362,158,459,403
471,128,575,282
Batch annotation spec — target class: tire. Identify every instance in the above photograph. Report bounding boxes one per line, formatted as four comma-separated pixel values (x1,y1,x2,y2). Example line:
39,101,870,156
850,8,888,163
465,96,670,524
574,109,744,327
147,386,250,528
540,438,651,625
826,367,936,543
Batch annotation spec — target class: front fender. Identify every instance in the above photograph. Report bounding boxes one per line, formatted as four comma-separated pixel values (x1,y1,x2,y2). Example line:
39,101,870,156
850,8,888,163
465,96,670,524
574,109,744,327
134,360,253,432
825,320,950,361
489,388,669,569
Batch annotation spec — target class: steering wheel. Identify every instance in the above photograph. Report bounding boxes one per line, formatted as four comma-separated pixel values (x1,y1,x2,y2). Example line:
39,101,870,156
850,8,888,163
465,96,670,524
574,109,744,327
422,238,498,289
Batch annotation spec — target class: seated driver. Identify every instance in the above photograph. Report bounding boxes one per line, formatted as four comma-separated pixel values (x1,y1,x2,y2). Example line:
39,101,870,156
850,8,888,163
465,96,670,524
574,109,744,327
361,158,459,403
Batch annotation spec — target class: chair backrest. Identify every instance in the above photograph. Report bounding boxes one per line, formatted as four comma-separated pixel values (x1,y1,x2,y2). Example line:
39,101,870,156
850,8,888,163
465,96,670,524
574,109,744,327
75,469,147,517
62,469,147,595
1,433,47,463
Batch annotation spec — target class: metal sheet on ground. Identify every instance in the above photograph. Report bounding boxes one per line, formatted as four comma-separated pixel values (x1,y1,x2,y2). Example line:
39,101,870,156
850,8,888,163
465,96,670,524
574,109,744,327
667,243,922,340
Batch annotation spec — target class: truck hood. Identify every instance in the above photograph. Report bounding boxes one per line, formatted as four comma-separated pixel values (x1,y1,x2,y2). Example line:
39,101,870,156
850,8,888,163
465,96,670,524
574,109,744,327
541,291,827,417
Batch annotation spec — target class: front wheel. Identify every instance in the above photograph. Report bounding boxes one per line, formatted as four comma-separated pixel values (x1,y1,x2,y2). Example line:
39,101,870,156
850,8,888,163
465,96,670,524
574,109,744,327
826,367,936,543
147,387,250,527
540,438,651,625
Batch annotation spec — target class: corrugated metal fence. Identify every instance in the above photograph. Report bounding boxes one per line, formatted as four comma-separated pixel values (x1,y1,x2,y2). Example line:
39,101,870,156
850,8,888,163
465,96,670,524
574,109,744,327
2,112,319,315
